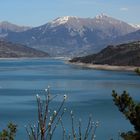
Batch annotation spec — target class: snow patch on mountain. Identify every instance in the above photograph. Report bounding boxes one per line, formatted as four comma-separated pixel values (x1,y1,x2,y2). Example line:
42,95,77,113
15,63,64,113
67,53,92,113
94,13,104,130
129,24,140,29
95,13,109,19
49,16,78,27
94,13,123,25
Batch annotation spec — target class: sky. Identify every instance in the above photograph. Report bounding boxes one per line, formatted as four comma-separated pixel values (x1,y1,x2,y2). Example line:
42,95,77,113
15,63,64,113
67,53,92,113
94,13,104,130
0,0,139,27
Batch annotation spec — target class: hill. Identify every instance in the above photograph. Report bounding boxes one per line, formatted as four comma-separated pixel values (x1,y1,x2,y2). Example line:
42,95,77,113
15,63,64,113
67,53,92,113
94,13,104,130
69,41,140,66
0,40,49,58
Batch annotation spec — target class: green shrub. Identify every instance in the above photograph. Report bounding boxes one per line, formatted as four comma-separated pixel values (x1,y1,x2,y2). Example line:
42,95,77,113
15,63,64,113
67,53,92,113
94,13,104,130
112,90,140,140
0,123,17,140
135,68,140,75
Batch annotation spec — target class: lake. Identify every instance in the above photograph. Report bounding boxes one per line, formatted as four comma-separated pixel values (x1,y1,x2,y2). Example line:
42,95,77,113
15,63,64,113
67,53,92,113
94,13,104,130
0,58,139,140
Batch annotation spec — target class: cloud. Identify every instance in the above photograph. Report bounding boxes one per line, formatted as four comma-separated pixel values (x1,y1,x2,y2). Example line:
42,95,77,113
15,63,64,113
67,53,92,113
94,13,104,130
120,7,128,11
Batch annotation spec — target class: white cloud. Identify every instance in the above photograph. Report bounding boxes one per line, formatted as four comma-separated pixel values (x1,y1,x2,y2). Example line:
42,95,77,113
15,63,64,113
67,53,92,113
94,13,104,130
120,7,128,11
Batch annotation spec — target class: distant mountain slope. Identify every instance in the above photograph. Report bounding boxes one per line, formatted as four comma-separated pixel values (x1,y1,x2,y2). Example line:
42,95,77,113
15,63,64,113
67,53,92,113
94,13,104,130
111,29,140,44
3,14,138,56
70,41,140,66
0,21,31,32
0,40,49,58
0,21,31,38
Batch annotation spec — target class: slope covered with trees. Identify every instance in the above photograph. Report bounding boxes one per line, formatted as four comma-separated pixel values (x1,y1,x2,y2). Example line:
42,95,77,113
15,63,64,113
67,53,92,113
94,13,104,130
70,41,140,66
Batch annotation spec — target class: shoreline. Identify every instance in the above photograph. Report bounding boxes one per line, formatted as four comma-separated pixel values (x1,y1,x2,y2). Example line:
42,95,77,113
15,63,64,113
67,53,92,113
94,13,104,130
0,57,50,60
68,62,137,71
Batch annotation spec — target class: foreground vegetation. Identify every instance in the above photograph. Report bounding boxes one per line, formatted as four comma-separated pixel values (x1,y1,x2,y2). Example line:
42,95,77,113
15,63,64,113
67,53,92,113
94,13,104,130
0,89,140,140
0,87,98,140
0,123,17,140
112,90,140,140
135,68,140,75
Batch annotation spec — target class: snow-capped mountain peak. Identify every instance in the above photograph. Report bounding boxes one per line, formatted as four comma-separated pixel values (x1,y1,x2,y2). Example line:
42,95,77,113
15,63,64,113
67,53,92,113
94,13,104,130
50,16,79,26
95,13,110,19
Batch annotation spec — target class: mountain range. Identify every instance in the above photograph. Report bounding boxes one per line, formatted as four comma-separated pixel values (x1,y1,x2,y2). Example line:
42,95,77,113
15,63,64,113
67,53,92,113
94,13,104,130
0,13,140,56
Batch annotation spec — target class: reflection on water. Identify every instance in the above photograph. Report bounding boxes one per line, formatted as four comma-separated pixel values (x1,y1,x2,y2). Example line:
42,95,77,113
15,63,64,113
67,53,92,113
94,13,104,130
0,59,139,140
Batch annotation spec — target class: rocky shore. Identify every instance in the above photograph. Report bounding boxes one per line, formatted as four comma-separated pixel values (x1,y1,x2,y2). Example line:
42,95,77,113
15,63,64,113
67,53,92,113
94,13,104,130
69,62,137,71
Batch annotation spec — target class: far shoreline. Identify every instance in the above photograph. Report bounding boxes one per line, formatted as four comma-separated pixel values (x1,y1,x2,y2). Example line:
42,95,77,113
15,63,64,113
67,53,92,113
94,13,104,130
0,57,50,60
0,57,71,61
68,62,138,71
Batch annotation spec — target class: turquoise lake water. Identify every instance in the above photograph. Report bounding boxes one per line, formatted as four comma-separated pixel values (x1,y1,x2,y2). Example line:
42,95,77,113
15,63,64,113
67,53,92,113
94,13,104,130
0,58,140,140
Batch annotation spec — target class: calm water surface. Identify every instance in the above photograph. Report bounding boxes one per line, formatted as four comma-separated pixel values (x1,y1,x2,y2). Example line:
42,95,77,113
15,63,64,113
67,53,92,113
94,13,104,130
0,58,139,140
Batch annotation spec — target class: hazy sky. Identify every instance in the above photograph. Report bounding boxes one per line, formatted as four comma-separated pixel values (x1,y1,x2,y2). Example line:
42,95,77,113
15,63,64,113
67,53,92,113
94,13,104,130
0,0,139,26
